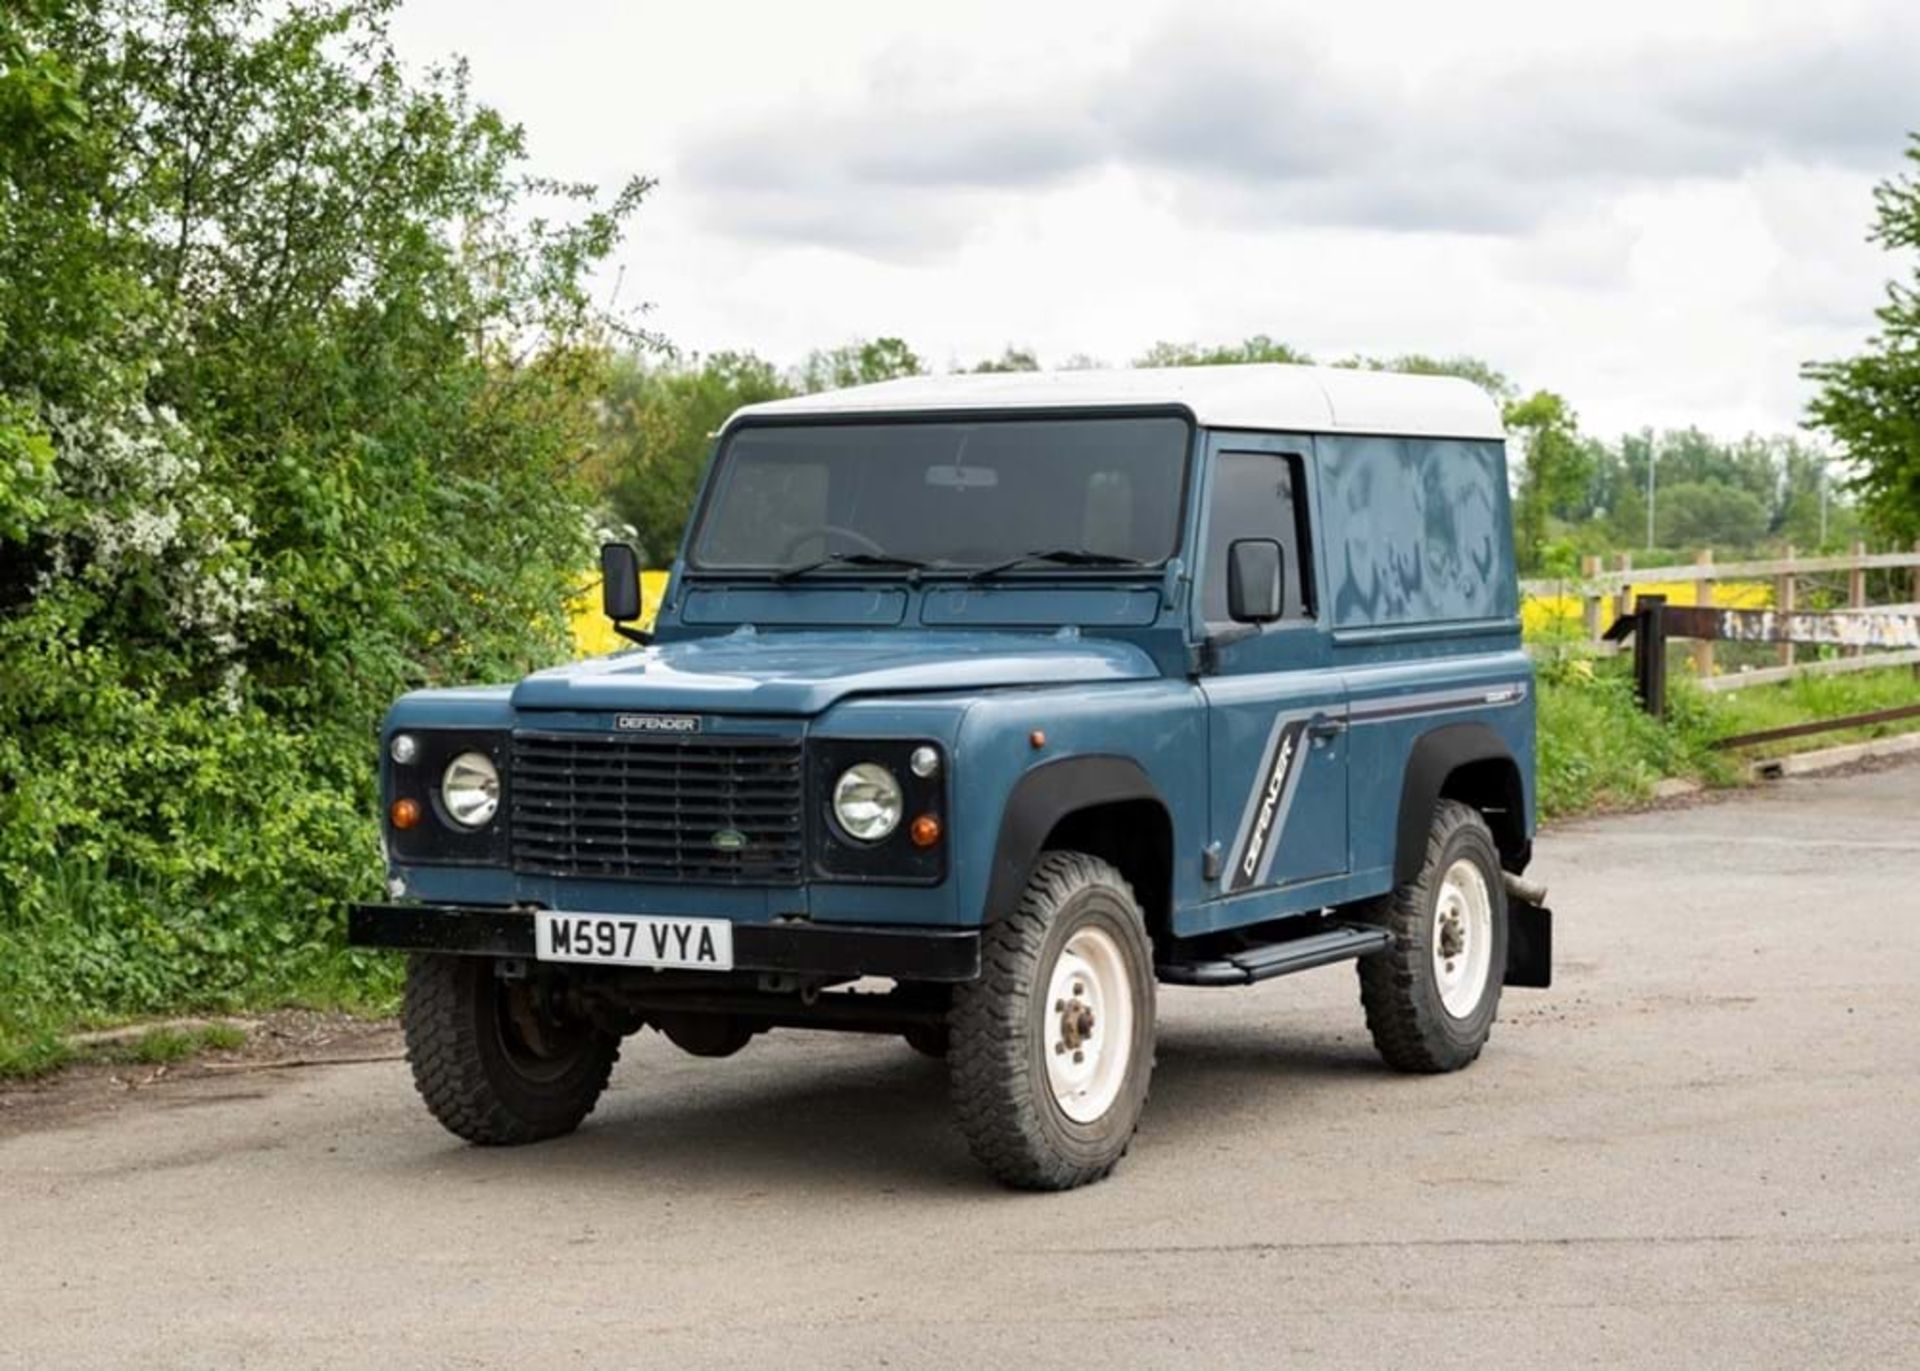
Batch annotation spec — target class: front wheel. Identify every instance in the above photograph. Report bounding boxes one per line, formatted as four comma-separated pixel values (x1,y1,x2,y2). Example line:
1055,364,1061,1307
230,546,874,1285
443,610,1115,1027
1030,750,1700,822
402,954,620,1145
1356,799,1508,1073
948,851,1156,1190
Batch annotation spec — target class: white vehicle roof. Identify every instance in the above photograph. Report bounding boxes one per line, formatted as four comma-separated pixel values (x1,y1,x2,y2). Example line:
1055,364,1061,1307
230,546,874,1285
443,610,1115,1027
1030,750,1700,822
728,363,1505,441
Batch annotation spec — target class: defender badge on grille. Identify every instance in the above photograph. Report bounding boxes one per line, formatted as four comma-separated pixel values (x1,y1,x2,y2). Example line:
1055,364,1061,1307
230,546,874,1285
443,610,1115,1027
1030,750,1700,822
614,713,701,733
710,829,747,852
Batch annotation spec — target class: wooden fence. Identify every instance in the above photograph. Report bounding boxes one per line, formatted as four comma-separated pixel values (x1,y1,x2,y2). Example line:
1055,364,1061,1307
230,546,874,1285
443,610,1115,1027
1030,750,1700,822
1521,542,1920,692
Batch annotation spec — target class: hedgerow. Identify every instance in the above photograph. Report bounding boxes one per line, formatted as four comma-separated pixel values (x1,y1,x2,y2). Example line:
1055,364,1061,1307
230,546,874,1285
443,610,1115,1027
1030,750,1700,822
0,0,644,1070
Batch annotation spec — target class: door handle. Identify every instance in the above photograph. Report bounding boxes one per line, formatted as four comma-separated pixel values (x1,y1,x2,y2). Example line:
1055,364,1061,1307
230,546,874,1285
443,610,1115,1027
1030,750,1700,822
1307,714,1348,740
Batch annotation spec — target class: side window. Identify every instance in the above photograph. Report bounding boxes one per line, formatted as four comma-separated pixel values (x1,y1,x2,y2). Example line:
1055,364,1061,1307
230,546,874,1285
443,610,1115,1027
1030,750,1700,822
1202,452,1311,624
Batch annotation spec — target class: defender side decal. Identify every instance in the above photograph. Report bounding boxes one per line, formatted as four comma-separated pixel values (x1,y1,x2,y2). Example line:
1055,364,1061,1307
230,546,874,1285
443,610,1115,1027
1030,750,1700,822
1224,715,1312,892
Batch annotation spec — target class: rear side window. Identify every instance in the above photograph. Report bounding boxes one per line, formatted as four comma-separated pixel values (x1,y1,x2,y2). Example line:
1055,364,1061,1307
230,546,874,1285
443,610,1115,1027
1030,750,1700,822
1201,452,1311,624
1316,436,1515,629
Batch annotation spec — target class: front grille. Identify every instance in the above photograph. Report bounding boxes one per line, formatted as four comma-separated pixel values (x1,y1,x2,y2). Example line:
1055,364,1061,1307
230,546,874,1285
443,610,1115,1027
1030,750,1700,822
510,731,805,885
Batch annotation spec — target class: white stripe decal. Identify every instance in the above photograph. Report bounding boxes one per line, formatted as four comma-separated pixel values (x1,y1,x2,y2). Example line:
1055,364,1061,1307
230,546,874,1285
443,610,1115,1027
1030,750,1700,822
1251,721,1313,889
1226,716,1311,893
1348,680,1530,724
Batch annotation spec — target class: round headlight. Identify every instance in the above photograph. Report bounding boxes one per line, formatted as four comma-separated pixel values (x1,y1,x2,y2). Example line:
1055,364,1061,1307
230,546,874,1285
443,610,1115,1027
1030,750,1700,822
441,751,500,829
832,762,903,843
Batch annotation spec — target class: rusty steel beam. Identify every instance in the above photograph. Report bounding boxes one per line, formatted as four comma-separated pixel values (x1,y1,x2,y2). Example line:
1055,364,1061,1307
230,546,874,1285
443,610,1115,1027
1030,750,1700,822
1660,604,1920,651
1710,702,1920,750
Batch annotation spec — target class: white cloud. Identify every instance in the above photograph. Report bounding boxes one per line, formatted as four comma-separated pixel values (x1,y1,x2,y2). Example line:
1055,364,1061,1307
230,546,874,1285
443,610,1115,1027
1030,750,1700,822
685,9,1919,240
388,0,1920,436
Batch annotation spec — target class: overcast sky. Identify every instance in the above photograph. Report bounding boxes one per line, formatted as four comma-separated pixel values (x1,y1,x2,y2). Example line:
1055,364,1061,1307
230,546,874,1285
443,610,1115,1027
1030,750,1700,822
389,0,1918,437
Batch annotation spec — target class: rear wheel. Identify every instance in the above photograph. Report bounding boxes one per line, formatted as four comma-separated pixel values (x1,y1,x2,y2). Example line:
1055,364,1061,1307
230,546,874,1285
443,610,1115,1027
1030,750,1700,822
402,955,620,1145
948,851,1156,1190
1356,800,1508,1073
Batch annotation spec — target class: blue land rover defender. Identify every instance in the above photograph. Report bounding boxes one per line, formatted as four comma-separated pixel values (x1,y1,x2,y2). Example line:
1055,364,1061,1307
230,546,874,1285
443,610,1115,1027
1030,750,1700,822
351,364,1551,1191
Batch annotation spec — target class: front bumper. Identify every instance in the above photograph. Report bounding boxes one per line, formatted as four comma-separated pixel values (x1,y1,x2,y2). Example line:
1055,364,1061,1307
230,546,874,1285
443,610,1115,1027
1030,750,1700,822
348,904,982,982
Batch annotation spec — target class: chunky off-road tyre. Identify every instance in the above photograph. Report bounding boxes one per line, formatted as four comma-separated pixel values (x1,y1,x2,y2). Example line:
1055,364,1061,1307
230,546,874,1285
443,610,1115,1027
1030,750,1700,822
948,851,1156,1191
402,954,620,1145
1357,799,1508,1073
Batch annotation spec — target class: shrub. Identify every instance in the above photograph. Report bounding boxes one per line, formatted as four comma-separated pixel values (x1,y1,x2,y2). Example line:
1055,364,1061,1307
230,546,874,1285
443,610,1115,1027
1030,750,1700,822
0,0,644,1063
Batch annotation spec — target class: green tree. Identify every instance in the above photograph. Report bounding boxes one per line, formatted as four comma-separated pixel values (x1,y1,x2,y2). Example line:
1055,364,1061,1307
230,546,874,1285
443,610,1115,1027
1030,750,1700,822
795,336,924,392
1654,482,1770,549
0,0,643,1060
1806,134,1920,543
969,346,1040,373
1772,446,1860,549
1133,335,1312,367
599,351,791,562
1337,353,1513,399
1584,429,1849,553
1601,484,1649,550
1504,390,1590,571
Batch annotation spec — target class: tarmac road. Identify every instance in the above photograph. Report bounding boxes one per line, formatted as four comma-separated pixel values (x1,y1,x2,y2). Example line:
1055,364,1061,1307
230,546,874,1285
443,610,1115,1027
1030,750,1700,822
4,761,1918,1369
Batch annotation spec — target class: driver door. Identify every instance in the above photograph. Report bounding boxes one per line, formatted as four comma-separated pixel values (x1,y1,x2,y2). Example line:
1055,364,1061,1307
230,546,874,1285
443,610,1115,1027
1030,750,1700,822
1197,439,1349,904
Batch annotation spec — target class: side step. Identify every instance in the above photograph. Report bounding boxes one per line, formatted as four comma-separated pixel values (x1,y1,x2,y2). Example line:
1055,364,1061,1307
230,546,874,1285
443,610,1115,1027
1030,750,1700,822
1156,923,1393,987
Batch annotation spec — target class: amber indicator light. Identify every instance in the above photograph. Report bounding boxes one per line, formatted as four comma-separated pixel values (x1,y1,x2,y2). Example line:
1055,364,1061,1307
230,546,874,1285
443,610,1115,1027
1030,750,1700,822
910,814,942,848
389,797,422,830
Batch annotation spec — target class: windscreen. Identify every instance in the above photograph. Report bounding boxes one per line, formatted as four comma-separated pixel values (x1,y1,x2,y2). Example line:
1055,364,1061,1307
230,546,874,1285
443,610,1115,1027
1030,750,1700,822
690,416,1190,571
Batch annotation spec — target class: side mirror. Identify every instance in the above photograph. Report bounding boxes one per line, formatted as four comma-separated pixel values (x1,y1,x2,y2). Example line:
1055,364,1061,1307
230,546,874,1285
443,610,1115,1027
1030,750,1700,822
600,541,642,622
1226,539,1285,624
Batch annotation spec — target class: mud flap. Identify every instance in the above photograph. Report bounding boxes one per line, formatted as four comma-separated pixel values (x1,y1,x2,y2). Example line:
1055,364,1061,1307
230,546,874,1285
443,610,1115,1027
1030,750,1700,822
1504,899,1552,989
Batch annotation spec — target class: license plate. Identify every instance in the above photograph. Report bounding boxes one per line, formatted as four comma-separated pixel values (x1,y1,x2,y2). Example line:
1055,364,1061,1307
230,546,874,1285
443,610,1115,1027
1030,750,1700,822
533,911,734,971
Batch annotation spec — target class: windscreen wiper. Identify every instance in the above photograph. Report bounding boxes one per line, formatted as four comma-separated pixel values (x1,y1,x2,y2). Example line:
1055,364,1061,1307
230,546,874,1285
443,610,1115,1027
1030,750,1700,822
773,551,934,582
968,547,1148,581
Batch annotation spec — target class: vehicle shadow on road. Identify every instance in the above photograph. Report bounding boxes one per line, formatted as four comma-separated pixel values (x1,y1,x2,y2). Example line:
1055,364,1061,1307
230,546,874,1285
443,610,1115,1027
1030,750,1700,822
370,1020,1389,1195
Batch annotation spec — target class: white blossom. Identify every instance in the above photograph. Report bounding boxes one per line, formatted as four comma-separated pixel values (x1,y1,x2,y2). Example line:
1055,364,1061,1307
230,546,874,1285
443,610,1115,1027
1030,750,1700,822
44,394,264,662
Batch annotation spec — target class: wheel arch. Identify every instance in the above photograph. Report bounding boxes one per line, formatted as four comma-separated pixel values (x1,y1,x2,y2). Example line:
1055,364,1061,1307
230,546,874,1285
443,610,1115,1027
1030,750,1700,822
985,755,1174,943
1393,723,1530,884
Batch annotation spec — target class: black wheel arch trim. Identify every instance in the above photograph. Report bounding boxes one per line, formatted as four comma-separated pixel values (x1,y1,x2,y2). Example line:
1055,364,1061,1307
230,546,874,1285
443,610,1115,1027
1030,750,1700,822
984,754,1168,923
1393,722,1530,885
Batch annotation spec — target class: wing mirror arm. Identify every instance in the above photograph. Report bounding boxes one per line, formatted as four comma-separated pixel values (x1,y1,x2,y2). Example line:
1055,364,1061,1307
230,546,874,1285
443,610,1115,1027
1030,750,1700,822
599,542,653,647
1194,622,1258,675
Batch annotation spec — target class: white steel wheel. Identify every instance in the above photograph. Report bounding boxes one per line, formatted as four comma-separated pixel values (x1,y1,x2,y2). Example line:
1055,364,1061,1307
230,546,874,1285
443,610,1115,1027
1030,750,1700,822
948,850,1157,1190
1042,926,1136,1124
1432,857,1494,1018
1356,800,1508,1074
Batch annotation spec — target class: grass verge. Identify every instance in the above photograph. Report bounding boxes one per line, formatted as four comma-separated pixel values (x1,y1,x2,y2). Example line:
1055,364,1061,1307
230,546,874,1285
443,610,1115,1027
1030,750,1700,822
0,1021,251,1080
0,960,398,1081
1539,658,1920,820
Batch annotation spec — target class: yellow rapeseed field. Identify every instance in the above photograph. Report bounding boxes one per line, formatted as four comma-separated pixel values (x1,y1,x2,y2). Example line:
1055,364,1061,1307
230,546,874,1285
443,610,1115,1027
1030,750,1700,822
1522,579,1771,637
569,570,672,654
